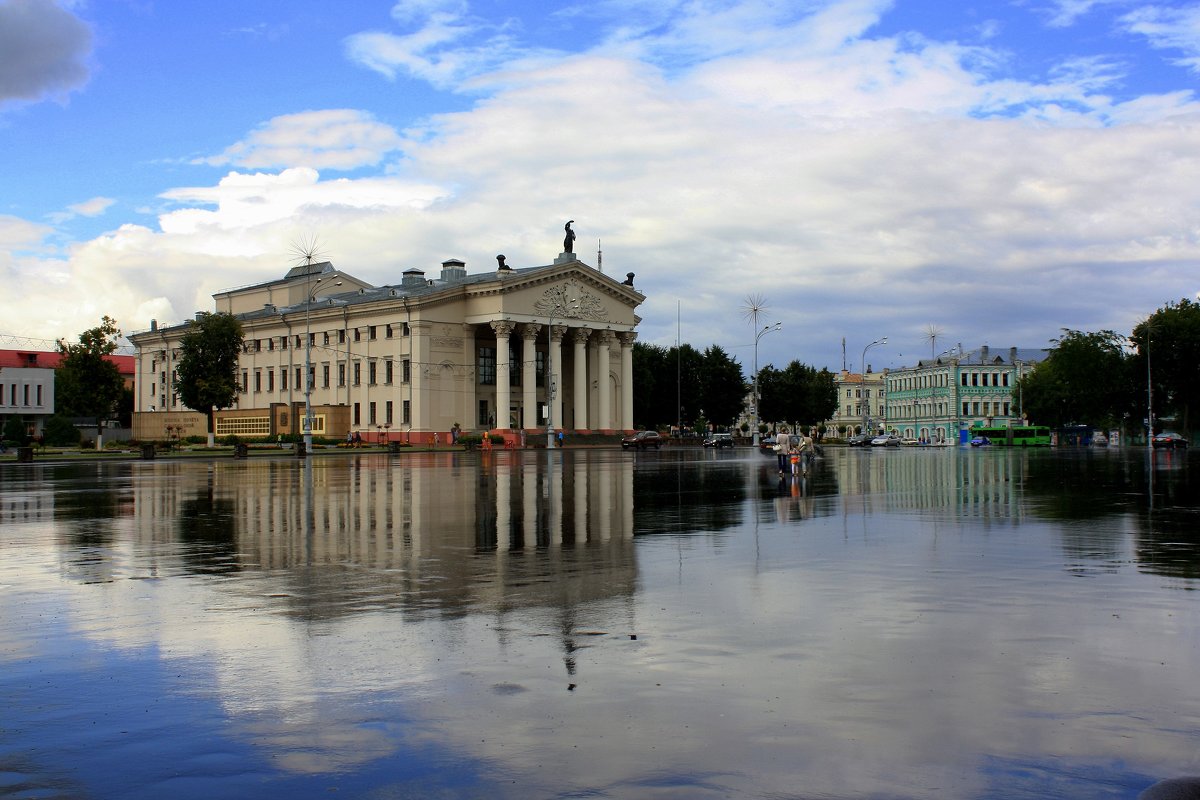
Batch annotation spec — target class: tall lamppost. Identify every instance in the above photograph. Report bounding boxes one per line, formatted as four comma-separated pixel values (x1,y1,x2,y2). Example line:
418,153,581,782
752,322,781,446
861,337,887,434
546,298,579,449
303,275,339,454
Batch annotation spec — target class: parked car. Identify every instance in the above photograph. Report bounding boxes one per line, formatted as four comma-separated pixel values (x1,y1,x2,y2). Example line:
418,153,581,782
900,436,920,446
870,434,901,447
622,430,663,450
847,434,874,447
1152,432,1189,450
969,436,991,447
703,433,735,448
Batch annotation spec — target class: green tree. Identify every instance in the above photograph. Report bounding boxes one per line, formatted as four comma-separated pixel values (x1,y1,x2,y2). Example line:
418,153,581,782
3,416,28,445
758,361,838,431
1018,329,1132,430
56,316,126,448
1131,298,1200,435
176,312,245,447
698,345,745,428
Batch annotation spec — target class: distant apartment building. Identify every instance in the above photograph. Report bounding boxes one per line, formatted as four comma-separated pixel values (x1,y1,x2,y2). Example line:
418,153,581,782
827,368,887,436
0,349,134,437
883,345,1046,444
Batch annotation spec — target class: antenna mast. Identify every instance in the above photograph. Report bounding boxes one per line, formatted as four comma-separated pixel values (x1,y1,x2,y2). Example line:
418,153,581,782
597,239,603,273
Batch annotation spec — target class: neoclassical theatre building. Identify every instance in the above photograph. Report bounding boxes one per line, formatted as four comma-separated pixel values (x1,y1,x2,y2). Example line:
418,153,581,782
129,250,644,444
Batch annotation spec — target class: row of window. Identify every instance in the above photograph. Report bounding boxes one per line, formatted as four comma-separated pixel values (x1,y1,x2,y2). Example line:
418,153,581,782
245,323,411,353
886,371,1012,393
3,383,45,409
239,360,412,393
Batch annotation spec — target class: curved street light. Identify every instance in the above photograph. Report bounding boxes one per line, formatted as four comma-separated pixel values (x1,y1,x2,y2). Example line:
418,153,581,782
752,322,782,446
860,337,887,435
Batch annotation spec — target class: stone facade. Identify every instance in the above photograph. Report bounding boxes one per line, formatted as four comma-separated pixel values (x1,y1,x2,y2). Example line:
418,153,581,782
128,255,643,443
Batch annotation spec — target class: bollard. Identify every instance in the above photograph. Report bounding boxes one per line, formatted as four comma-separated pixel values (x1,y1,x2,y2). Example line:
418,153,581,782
141,444,156,460
295,441,307,457
16,446,33,463
234,443,249,459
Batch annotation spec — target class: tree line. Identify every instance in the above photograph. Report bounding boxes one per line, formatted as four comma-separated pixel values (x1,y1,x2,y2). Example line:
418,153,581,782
1018,298,1199,434
631,342,837,433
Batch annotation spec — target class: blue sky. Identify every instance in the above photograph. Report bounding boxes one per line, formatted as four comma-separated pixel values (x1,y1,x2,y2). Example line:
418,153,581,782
3,0,1200,373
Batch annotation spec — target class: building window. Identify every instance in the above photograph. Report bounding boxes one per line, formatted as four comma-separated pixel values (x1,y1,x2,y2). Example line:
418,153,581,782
339,330,346,344
402,322,410,336
241,370,248,393
386,324,393,338
281,369,288,391
281,336,288,350
254,371,262,393
323,332,330,346
385,401,393,424
268,338,274,351
354,403,361,425
962,401,969,415
385,360,393,384
308,333,316,348
369,326,377,340
353,362,361,386
368,361,377,385
295,367,301,391
479,347,496,385
338,363,346,387
354,328,361,342
479,399,489,427
403,400,411,424
402,359,410,383
308,366,315,391
369,401,377,425
961,373,968,386
322,364,330,388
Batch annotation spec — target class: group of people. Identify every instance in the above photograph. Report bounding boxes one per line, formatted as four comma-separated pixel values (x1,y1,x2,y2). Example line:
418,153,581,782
774,429,816,475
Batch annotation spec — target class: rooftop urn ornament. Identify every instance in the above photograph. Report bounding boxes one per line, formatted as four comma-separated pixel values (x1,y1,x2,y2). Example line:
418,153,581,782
497,254,510,271
563,220,576,253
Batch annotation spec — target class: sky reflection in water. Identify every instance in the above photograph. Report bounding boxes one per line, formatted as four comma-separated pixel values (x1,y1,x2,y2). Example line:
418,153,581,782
1,446,1197,799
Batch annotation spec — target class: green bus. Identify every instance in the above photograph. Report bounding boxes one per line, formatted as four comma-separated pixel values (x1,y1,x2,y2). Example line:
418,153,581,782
970,425,1052,446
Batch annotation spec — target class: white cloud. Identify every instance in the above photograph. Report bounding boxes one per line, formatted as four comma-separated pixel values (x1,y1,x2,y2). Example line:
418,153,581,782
200,110,406,171
0,0,93,108
1121,5,1200,73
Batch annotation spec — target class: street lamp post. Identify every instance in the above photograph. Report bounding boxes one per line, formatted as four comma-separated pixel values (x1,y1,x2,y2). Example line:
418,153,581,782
752,323,781,447
861,337,887,435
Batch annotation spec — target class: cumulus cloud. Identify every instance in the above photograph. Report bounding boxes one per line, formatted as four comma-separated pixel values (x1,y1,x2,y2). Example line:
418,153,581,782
0,0,93,107
199,110,406,170
6,0,1200,371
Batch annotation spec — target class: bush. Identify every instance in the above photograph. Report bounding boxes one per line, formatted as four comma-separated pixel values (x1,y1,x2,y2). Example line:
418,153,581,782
3,416,28,446
43,415,82,446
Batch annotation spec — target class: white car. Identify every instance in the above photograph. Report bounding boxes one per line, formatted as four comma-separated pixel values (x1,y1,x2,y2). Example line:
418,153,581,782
870,434,901,447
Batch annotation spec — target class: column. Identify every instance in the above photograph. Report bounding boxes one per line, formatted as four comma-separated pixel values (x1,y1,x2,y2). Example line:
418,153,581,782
597,330,613,432
550,324,567,433
572,327,591,432
522,324,540,430
618,331,636,432
491,320,515,429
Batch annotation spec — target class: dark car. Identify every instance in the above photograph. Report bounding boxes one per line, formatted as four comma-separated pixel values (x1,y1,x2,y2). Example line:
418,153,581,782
703,433,735,448
1152,432,1189,449
847,434,873,447
622,430,663,450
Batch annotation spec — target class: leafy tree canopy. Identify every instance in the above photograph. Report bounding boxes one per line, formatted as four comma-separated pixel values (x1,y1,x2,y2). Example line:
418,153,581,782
176,312,245,441
56,316,125,426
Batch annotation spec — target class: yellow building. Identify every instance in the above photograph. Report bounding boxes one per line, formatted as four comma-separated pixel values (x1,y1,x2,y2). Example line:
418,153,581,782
128,252,644,444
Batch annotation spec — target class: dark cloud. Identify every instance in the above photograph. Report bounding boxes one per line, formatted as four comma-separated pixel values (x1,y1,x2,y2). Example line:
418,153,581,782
0,0,93,106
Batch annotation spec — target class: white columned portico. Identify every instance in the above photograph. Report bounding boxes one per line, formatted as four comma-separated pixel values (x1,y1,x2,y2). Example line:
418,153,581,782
521,324,539,430
618,331,636,432
572,327,590,432
491,320,515,429
597,330,613,432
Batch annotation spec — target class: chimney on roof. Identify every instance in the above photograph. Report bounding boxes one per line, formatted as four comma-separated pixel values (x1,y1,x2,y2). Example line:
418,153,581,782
981,345,989,362
1009,346,1017,363
402,268,425,288
150,319,157,332
264,303,276,312
440,259,467,282
496,254,511,272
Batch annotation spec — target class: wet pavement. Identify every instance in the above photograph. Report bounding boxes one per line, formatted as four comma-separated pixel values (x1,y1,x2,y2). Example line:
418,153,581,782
1,445,1198,799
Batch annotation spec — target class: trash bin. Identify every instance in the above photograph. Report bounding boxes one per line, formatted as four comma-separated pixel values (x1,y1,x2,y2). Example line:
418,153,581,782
16,446,33,463
389,441,402,454
141,444,156,460
295,441,307,457
234,443,249,459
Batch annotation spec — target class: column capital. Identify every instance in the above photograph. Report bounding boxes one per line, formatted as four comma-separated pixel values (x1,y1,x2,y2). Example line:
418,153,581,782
521,323,542,340
572,327,593,344
617,331,637,347
597,329,615,345
491,319,517,337
550,324,568,344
